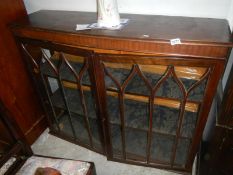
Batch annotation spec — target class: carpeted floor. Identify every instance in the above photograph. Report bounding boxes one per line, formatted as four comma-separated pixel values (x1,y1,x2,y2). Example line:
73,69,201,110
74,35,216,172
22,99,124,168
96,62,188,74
32,129,196,175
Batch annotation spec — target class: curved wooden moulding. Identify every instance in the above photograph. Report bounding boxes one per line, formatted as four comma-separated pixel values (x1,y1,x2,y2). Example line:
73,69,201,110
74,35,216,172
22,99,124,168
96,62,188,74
62,81,199,113
52,52,206,81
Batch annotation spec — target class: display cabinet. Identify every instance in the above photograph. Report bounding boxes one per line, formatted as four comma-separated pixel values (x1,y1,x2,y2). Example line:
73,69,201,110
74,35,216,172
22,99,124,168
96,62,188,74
10,10,233,173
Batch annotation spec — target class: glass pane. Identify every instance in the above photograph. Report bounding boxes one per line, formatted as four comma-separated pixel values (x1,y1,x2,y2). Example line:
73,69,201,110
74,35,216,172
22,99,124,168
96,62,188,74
57,113,75,138
111,124,123,158
40,50,58,77
43,76,67,134
125,99,149,130
174,138,191,167
180,78,198,92
174,66,207,87
106,95,120,125
71,113,90,145
51,87,82,115
181,111,199,138
125,128,147,161
125,73,150,96
47,77,59,93
57,113,89,145
104,63,131,86
105,75,117,90
59,62,79,82
89,118,102,151
152,105,179,135
140,65,166,86
188,79,207,101
151,134,175,163
156,75,182,99
64,88,83,115
49,107,64,132
60,55,91,85
51,86,97,119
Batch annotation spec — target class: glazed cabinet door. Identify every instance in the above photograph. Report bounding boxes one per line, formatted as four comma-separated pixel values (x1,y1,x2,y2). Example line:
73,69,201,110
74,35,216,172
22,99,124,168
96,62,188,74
95,54,224,172
19,39,104,154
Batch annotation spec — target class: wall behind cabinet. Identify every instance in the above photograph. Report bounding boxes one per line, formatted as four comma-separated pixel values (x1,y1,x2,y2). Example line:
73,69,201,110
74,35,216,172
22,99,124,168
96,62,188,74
24,0,231,19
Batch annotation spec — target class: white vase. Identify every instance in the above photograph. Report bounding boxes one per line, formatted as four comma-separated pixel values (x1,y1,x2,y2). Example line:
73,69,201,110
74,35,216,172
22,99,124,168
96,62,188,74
97,0,120,28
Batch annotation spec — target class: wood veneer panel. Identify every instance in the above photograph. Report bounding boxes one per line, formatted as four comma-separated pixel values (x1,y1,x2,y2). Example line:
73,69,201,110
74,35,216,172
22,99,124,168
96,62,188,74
12,10,232,44
11,10,232,58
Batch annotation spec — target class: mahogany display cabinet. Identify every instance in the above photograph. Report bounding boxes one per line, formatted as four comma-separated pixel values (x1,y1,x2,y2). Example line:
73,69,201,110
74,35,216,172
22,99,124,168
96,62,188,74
10,10,233,173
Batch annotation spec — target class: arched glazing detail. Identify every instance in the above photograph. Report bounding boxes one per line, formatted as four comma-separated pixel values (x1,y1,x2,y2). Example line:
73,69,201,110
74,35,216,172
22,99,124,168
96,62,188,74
103,59,211,167
150,66,186,164
57,54,93,146
103,63,153,160
155,74,184,99
21,44,62,133
20,43,103,152
171,67,211,167
21,42,213,168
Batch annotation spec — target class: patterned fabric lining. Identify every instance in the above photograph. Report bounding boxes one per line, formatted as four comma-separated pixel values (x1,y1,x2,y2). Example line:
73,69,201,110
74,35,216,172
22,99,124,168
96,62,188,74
16,156,90,175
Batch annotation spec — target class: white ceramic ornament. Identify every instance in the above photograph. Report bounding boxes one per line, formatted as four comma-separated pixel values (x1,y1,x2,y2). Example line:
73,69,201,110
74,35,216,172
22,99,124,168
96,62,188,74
97,0,120,28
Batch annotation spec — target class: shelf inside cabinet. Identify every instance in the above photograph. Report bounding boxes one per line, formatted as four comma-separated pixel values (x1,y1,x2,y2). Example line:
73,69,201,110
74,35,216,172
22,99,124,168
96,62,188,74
61,80,199,113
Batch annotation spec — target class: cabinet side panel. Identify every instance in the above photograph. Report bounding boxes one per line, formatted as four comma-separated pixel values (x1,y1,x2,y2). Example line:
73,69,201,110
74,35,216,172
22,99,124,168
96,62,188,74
0,0,47,144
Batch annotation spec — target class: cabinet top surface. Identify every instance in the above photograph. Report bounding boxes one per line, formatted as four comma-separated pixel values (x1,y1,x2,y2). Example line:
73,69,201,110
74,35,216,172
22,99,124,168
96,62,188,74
12,10,233,45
